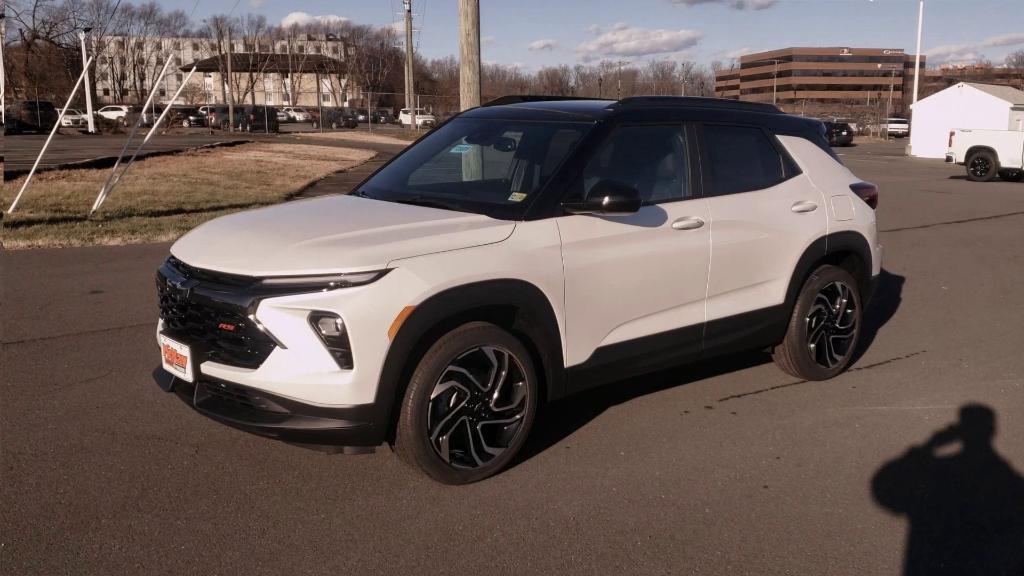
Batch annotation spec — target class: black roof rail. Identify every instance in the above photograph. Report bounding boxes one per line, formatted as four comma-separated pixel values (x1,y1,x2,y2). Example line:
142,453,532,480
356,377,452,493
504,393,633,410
613,96,782,114
482,95,612,107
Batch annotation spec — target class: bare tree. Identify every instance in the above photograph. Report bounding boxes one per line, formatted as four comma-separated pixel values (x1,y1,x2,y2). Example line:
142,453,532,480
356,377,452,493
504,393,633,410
1006,50,1024,70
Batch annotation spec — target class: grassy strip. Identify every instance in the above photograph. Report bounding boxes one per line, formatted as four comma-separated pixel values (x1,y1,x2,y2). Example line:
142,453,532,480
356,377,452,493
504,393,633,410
1,143,375,249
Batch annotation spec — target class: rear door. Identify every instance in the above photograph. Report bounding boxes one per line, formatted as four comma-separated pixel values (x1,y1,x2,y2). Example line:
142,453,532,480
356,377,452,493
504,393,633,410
557,123,711,382
699,123,827,353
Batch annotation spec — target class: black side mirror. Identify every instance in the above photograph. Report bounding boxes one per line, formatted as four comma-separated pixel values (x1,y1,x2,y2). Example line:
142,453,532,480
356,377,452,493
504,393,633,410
563,179,642,215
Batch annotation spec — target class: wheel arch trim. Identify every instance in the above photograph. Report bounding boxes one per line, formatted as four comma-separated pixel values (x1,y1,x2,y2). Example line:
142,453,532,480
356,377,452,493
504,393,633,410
373,279,565,442
785,231,874,317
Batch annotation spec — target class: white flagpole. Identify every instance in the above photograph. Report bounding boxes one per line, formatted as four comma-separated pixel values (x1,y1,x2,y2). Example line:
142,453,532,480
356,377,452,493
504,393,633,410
90,56,175,214
7,56,93,214
90,66,198,215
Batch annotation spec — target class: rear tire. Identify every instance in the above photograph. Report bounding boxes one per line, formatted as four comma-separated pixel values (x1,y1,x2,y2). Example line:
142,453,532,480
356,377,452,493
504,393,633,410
773,265,862,381
998,170,1023,182
966,150,999,182
393,322,538,484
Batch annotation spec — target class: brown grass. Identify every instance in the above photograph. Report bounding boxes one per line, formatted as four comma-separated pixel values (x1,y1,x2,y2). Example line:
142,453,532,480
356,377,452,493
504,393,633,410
1,143,375,249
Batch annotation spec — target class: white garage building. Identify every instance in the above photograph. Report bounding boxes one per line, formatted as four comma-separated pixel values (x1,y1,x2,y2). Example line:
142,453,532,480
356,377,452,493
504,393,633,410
909,82,1024,159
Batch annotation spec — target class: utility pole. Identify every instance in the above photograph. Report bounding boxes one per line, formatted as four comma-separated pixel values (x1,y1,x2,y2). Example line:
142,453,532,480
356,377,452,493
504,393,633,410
458,0,481,110
403,0,416,128
616,60,629,99
0,13,6,126
226,22,234,131
78,28,96,133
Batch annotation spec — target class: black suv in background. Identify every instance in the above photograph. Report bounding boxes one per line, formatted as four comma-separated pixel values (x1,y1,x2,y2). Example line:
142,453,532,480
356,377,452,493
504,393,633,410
824,121,854,147
238,105,280,133
317,107,359,129
5,100,59,134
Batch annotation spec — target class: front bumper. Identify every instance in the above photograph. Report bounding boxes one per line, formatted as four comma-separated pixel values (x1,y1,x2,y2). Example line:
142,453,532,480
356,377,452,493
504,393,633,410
154,370,383,451
945,153,957,164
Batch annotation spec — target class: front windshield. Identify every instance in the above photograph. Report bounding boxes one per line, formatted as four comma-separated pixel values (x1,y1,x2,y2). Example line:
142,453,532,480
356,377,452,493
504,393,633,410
356,117,591,219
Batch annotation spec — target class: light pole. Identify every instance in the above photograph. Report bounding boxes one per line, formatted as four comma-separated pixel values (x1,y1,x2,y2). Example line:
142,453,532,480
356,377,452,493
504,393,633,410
616,60,629,99
908,0,924,155
1,13,6,126
771,59,781,105
78,27,96,133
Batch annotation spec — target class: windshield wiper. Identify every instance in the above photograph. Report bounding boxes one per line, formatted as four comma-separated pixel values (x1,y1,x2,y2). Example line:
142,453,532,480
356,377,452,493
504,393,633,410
391,197,458,211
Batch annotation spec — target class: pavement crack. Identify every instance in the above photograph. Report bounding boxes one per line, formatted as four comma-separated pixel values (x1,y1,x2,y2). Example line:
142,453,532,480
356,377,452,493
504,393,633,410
881,210,1024,233
716,350,927,403
1,321,154,346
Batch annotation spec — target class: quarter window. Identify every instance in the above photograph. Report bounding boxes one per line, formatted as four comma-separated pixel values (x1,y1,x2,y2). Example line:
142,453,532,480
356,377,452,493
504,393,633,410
702,125,796,195
577,124,690,204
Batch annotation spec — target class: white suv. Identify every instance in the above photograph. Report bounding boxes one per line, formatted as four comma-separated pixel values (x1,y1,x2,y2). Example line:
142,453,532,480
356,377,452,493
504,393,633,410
155,96,881,484
281,107,311,122
399,107,436,128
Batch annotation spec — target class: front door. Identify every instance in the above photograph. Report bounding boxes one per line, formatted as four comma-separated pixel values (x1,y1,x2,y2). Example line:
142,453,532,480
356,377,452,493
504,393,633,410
557,124,711,389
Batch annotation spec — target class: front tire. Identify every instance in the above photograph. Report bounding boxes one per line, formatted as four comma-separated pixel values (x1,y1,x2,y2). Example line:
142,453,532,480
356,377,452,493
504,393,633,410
773,265,862,381
394,322,538,484
966,150,999,182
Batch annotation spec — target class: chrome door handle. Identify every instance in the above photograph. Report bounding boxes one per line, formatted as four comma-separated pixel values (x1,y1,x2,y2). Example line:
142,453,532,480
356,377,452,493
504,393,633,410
671,217,705,230
791,201,818,213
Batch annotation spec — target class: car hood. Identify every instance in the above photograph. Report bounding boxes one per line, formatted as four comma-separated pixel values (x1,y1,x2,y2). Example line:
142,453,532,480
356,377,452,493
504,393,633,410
171,195,516,277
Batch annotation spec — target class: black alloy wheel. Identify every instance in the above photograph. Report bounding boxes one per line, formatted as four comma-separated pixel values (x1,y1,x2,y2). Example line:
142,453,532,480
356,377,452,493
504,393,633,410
967,151,998,182
394,322,538,484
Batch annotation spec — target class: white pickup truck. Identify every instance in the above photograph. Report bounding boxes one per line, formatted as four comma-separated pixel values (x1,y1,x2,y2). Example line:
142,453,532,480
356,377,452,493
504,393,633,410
947,129,1024,182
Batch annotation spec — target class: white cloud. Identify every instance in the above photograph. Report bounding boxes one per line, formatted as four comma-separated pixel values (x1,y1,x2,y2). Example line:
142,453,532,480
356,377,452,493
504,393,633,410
528,38,558,51
281,12,349,28
576,25,702,62
586,24,602,35
672,0,777,9
928,32,1024,64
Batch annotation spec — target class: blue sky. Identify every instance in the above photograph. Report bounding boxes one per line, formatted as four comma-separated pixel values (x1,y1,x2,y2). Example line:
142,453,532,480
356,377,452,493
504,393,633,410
162,0,1024,69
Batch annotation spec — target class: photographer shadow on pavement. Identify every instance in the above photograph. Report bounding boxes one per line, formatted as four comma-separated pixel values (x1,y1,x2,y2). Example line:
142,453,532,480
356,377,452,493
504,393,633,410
872,404,1024,576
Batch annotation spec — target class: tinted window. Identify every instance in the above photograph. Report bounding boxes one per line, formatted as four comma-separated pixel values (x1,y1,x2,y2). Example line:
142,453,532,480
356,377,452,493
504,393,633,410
575,124,690,204
703,125,794,195
358,118,590,219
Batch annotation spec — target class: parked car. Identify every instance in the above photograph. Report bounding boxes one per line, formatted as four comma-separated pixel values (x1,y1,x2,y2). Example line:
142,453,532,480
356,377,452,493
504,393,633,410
824,121,854,147
205,106,231,130
238,105,280,132
281,106,311,122
170,107,207,128
5,100,59,134
60,108,88,127
318,107,359,129
154,96,881,484
947,128,1024,182
880,118,909,138
276,109,290,123
96,104,132,126
399,107,436,128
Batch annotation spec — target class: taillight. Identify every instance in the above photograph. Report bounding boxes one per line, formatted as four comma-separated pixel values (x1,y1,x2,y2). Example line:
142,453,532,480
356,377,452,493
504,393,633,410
948,131,954,148
850,181,878,209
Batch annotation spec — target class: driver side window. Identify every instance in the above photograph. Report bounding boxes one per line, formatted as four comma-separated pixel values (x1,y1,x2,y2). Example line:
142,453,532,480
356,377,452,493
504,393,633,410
577,124,690,205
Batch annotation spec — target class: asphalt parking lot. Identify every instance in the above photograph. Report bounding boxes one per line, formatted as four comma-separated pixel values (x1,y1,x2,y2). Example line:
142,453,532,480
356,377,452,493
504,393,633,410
2,140,1023,575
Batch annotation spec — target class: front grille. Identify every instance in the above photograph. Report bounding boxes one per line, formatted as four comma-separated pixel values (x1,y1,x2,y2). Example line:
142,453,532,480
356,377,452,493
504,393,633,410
157,260,276,370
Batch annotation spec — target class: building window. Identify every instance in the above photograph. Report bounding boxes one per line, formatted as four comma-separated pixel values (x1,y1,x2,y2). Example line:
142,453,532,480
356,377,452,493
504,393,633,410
159,89,166,97
103,88,110,96
174,56,182,65
315,45,323,54
173,41,181,50
176,73,183,82
322,93,330,103
192,42,199,51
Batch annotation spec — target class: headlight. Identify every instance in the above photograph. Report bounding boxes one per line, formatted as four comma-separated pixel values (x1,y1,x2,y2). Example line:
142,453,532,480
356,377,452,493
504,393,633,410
257,269,389,291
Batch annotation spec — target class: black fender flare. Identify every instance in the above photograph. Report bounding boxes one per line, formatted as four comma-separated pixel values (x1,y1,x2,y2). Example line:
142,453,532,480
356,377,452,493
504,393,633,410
370,279,565,442
784,231,874,317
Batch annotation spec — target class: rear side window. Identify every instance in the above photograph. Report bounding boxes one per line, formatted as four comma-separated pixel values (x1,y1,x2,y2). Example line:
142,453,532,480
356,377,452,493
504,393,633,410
702,125,797,195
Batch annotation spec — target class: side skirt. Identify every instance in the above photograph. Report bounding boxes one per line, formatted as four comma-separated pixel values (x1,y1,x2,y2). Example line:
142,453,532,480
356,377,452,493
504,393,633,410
563,305,788,396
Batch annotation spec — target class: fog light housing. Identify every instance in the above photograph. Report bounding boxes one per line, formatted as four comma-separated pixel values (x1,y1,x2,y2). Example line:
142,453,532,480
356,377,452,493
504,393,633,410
308,312,353,369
